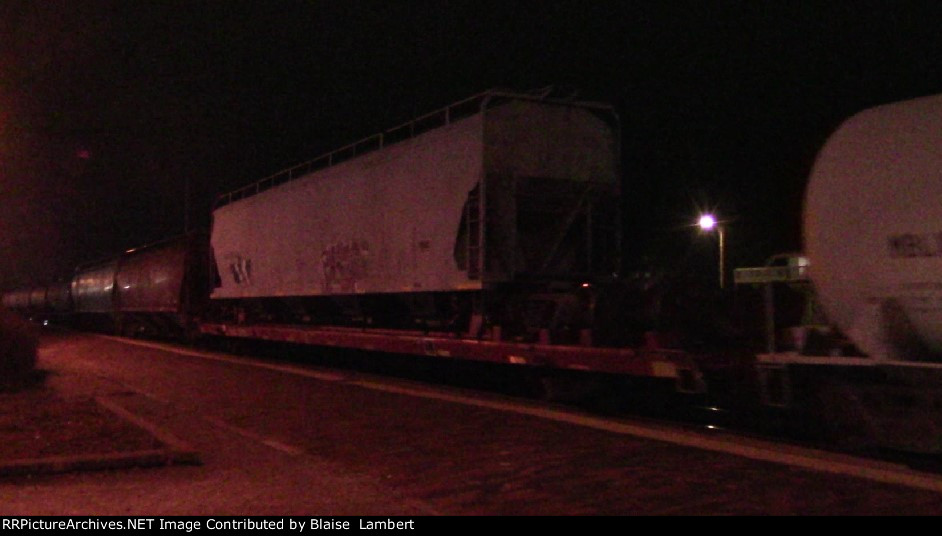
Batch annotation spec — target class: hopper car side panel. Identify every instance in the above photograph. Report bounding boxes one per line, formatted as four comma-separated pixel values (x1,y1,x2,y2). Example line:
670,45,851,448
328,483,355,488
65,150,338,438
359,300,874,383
72,261,118,314
116,239,190,313
211,115,486,300
113,234,210,336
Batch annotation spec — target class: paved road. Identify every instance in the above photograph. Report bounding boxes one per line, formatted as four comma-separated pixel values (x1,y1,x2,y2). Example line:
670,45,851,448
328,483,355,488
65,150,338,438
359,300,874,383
3,331,942,515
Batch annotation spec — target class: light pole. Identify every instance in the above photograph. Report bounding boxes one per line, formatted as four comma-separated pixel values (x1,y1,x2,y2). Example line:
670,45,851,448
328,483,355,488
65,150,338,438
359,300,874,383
698,214,726,289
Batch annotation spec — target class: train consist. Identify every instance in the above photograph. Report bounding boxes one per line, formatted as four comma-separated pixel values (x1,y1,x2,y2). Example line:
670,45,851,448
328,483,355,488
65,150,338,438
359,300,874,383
3,234,209,338
9,88,942,451
2,90,706,395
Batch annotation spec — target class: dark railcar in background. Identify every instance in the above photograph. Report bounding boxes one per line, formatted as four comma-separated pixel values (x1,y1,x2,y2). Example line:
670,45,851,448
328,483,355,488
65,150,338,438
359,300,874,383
114,234,209,337
72,260,119,330
28,288,47,314
19,233,211,336
1,288,32,314
1,280,72,324
45,281,72,315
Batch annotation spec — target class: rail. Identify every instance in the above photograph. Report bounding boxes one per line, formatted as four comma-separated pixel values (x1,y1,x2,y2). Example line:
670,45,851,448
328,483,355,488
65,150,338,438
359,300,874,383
213,88,614,209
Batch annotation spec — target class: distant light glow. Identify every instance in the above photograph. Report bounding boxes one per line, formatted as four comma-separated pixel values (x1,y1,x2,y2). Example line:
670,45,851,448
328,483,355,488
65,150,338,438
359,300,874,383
581,282,590,288
76,149,91,160
698,214,717,231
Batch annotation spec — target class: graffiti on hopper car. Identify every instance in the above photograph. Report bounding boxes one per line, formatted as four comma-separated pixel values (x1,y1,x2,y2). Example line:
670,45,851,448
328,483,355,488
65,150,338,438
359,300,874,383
322,240,371,293
227,254,253,285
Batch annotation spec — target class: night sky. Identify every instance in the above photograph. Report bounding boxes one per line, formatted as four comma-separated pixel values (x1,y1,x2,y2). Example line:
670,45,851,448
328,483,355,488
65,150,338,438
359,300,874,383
1,1,940,289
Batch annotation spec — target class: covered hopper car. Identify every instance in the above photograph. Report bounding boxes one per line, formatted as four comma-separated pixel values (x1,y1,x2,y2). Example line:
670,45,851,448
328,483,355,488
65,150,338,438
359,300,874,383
200,90,703,390
209,90,622,340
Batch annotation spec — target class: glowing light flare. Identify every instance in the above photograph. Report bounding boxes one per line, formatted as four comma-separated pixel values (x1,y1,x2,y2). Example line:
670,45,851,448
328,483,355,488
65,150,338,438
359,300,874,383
698,214,717,231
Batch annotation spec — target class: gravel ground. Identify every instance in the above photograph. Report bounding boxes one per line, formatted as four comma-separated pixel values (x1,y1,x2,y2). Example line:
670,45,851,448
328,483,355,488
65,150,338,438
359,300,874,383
0,382,162,463
7,330,942,515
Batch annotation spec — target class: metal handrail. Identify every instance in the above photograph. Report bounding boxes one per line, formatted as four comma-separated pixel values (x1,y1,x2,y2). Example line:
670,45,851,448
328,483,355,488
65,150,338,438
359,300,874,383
213,88,614,209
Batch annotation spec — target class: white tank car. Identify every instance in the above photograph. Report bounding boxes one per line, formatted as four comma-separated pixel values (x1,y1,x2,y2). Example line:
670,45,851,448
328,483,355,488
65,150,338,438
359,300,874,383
804,93,942,360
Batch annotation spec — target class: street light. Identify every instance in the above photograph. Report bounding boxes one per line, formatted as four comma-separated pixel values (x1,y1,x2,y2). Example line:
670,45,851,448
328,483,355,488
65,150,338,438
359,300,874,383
698,213,726,289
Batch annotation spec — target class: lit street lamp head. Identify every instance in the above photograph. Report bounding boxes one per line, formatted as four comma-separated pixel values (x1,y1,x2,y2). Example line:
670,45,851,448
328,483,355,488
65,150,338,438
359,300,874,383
698,214,717,231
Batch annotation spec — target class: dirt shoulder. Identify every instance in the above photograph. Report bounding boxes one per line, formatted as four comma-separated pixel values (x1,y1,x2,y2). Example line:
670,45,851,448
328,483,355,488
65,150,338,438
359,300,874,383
0,385,159,459
0,373,197,477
